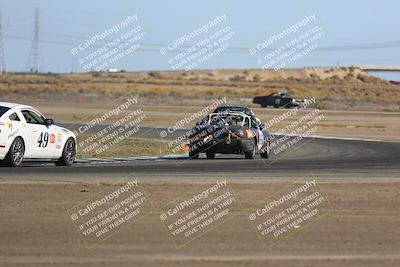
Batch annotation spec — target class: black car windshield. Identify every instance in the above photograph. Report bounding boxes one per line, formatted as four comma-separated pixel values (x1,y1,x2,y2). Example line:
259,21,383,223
209,113,250,127
0,106,10,118
214,107,252,116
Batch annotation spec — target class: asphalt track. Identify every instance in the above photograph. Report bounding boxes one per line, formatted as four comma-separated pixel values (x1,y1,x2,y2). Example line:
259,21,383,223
0,127,399,181
1,127,399,267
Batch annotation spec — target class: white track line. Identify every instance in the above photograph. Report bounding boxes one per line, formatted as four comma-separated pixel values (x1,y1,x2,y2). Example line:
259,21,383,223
271,133,384,142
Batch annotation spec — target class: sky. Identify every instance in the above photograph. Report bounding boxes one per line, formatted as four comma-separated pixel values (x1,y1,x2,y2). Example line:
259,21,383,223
0,0,399,73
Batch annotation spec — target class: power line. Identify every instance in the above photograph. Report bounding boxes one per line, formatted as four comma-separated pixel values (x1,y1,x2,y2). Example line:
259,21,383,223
2,10,400,73
3,19,400,54
5,31,400,55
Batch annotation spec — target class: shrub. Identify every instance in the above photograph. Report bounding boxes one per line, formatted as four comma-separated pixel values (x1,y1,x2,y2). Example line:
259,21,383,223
253,74,262,82
309,73,320,80
91,72,102,77
344,73,355,81
330,75,340,80
148,72,163,79
229,75,246,82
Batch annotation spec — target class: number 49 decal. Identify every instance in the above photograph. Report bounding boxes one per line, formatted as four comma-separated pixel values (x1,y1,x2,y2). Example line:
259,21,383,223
38,132,49,148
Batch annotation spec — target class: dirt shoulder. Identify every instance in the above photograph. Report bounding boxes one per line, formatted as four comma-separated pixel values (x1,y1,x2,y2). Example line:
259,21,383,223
0,180,399,267
21,101,400,143
1,67,400,112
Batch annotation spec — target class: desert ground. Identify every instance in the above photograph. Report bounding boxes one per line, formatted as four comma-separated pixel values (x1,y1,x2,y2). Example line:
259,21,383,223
1,69,399,267
1,67,400,111
0,180,399,267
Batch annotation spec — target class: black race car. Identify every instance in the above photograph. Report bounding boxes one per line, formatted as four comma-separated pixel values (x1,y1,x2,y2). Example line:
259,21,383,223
188,109,271,159
253,92,304,108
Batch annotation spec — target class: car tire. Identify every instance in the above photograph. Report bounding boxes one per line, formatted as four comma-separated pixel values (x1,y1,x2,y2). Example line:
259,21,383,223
2,137,25,167
189,150,199,159
274,99,281,108
261,104,267,108
206,151,215,159
244,140,256,159
260,141,270,158
55,138,76,166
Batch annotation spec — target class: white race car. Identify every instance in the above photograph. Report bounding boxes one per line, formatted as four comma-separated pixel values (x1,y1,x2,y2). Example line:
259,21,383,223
0,102,77,167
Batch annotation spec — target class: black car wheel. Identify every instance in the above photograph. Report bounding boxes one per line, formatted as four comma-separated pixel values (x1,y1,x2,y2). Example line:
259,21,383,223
274,99,281,108
55,138,76,166
260,141,270,158
244,140,256,159
206,151,215,159
2,137,25,167
189,150,199,159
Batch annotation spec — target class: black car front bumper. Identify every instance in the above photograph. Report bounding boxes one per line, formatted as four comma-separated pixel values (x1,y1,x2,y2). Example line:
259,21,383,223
191,137,254,155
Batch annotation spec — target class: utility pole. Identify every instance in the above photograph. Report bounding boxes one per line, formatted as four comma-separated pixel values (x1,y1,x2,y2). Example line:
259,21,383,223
0,10,6,74
27,8,40,73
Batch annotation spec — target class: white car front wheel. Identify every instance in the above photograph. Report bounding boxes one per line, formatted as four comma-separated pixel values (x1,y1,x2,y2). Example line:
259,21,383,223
55,138,76,166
